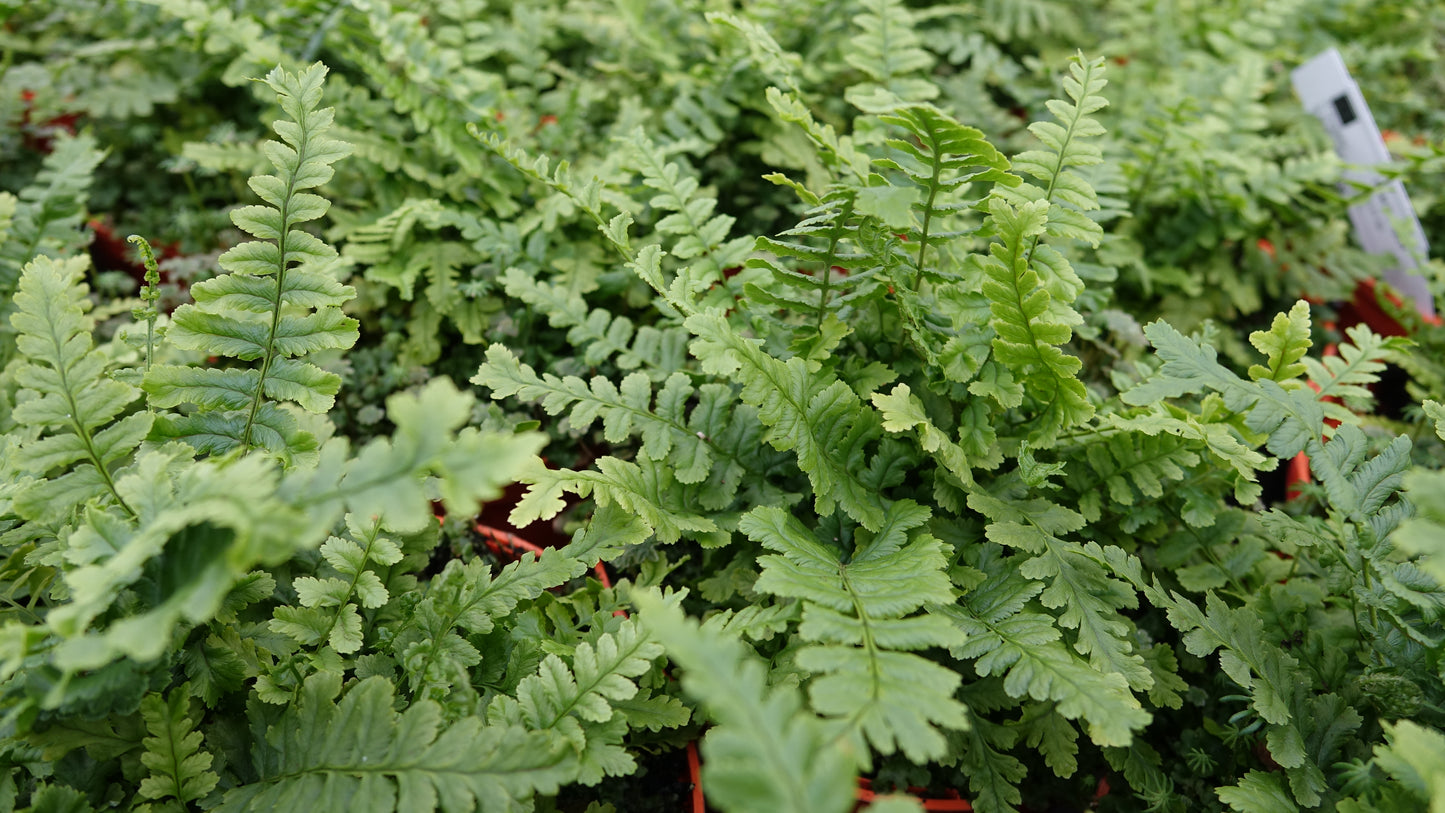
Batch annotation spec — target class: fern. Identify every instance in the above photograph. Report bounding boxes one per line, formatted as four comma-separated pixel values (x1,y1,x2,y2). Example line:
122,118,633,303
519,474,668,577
686,310,887,530
487,618,684,784
635,590,859,813
875,104,1017,286
137,687,218,806
474,344,755,492
498,268,691,378
144,62,356,458
393,552,584,703
270,514,400,655
979,54,1110,443
747,501,967,763
217,673,574,812
8,255,151,521
0,133,105,292
843,0,937,108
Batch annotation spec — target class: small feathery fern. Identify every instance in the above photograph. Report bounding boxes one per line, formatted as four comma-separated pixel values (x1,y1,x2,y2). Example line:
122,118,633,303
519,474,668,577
137,686,219,807
487,617,687,785
635,590,860,813
747,500,968,763
144,62,356,458
217,673,574,813
0,133,105,293
8,254,152,521
980,54,1110,443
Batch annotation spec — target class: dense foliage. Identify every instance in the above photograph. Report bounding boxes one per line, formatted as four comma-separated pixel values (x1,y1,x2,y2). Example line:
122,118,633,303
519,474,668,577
3,1,1445,812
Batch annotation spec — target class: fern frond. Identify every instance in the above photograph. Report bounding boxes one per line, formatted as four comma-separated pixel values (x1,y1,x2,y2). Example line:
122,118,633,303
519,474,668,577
621,130,753,302
138,687,218,805
395,552,584,702
145,62,355,458
981,197,1093,443
489,618,680,784
1246,300,1312,384
742,186,887,350
876,104,1016,283
0,133,106,291
843,0,938,107
9,255,150,520
938,550,1149,750
996,54,1109,254
474,344,752,492
748,501,967,763
217,673,574,812
509,458,719,545
499,268,691,378
270,514,400,654
686,311,887,530
635,591,859,813
1304,324,1406,419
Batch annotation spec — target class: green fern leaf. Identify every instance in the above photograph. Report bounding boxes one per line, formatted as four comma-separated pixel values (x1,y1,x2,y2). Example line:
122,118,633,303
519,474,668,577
0,133,105,291
489,618,677,784
844,0,938,106
635,591,858,813
748,501,967,762
138,688,219,805
687,311,886,530
1216,770,1299,813
981,197,1093,443
475,345,734,485
938,552,1148,749
1247,300,1312,384
396,552,584,701
875,104,1016,282
218,673,574,812
270,515,400,654
145,62,355,457
9,255,149,520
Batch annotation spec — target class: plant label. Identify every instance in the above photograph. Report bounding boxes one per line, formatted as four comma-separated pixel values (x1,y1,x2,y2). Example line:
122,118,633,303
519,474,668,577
1292,48,1436,318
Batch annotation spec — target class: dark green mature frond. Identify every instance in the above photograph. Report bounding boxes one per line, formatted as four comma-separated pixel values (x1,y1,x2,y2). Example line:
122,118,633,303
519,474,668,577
217,673,574,813
145,62,355,458
635,591,859,813
686,311,886,530
0,133,105,292
748,501,967,763
8,255,150,520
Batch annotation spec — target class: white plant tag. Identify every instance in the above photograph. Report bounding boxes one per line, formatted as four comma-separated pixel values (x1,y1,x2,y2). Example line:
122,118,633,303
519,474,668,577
1291,48,1435,318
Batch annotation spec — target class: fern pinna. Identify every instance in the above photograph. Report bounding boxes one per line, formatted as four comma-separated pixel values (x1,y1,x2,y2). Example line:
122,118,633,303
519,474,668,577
144,63,356,458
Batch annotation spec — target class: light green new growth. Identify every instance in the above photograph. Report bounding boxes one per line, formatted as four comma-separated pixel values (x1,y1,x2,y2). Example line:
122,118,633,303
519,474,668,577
748,501,968,763
145,62,356,458
270,514,400,654
8,255,152,520
981,54,1109,443
138,687,219,805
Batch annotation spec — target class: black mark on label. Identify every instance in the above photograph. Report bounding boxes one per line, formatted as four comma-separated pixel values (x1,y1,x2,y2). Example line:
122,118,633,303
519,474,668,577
1333,94,1357,125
